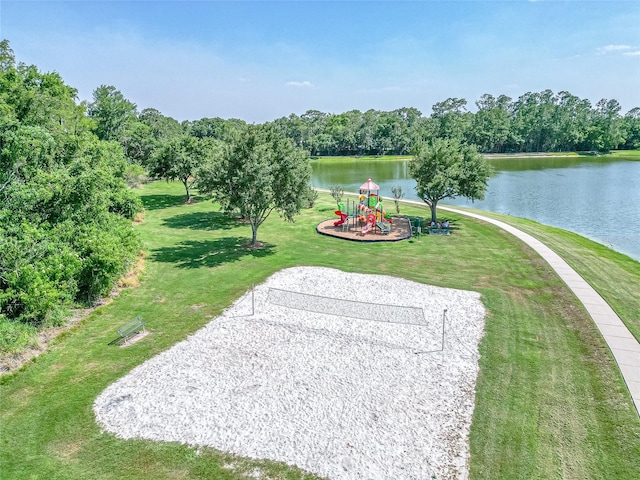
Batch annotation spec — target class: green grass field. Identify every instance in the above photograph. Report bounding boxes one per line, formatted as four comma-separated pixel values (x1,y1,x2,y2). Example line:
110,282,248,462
2,180,639,479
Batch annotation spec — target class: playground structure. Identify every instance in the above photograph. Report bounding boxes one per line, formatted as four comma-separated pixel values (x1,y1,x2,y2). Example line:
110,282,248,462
333,179,393,236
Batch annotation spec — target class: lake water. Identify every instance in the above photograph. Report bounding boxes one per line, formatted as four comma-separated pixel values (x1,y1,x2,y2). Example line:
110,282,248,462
311,156,640,262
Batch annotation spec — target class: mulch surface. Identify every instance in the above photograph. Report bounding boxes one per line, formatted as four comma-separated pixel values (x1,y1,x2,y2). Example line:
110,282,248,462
316,216,412,242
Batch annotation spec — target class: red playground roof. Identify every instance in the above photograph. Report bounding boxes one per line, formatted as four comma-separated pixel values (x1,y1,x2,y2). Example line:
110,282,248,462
359,178,380,191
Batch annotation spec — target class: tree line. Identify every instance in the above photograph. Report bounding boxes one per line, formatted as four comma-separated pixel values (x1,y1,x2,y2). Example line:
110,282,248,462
272,94,639,156
99,92,638,160
80,75,640,170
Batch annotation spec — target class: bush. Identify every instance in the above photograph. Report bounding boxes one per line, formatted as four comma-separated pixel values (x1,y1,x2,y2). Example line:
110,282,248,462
0,226,80,326
125,163,148,188
306,187,319,208
109,188,143,220
71,215,140,304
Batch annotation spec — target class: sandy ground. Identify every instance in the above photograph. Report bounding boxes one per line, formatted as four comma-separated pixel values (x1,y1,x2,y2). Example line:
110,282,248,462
316,216,412,242
94,267,485,479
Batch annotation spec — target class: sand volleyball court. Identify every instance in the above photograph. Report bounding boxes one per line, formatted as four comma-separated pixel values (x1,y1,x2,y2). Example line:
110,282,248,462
94,267,485,479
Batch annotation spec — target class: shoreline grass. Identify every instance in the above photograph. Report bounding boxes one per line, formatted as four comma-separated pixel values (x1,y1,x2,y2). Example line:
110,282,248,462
1,181,639,479
311,150,640,163
310,155,412,162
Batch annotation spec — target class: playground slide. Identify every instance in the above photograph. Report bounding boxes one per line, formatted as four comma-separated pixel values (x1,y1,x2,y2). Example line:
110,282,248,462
377,220,391,234
361,213,376,234
334,211,348,227
361,219,374,234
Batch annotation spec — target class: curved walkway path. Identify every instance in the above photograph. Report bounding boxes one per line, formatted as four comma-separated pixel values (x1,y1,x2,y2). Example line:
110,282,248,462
422,202,640,417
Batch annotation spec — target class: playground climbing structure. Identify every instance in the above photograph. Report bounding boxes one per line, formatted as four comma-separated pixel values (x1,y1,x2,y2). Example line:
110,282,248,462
332,179,393,236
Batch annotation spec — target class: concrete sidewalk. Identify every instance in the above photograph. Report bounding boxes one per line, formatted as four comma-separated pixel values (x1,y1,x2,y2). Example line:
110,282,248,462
434,204,640,417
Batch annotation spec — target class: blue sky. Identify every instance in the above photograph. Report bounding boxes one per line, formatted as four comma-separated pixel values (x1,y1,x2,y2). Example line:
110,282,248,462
2,1,639,122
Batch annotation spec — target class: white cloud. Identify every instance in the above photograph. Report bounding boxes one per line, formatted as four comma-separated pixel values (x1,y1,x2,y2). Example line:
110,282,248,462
623,50,640,56
596,44,632,55
285,81,314,88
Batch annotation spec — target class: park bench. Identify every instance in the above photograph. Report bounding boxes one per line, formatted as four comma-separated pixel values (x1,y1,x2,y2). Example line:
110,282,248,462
428,226,451,235
111,316,146,345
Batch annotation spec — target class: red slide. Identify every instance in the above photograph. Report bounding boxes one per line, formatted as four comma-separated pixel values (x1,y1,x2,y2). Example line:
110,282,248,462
361,213,376,234
334,211,348,226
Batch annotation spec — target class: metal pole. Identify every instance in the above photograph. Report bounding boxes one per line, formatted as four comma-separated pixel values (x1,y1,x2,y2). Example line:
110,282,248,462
442,308,447,351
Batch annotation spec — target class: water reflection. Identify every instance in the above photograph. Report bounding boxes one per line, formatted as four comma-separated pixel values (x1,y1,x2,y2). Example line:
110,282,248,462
311,157,640,261
486,154,623,172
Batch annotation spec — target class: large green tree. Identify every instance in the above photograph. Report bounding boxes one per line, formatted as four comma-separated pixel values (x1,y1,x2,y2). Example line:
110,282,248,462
138,107,183,142
87,85,137,142
470,94,512,153
151,135,214,202
431,97,472,143
587,99,626,152
0,39,15,71
197,125,312,246
554,91,591,151
622,107,640,150
186,116,246,142
123,108,183,168
409,138,492,223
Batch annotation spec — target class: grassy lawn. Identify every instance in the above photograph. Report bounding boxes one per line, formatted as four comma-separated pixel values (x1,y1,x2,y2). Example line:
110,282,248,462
1,181,639,479
452,207,640,342
483,151,581,158
610,149,640,159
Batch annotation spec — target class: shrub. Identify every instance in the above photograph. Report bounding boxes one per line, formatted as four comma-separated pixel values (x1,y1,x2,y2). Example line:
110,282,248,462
109,188,143,220
330,184,343,204
0,226,80,326
71,215,140,304
306,187,319,208
125,163,148,188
